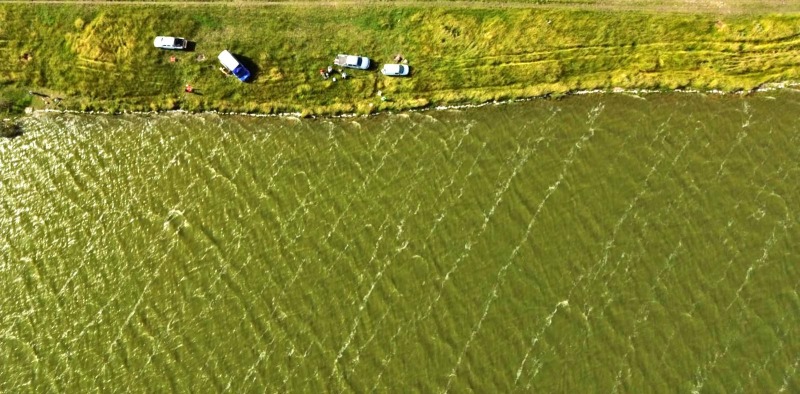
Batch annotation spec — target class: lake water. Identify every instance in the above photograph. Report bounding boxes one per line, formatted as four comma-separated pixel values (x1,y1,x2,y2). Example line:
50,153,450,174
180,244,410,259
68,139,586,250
1,92,799,392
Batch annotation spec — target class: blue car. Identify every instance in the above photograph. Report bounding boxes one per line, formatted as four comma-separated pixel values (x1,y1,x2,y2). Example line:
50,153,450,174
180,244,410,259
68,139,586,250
218,50,250,82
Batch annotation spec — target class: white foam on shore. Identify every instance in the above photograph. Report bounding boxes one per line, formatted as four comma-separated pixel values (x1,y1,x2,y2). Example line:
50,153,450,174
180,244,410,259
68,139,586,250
30,81,800,120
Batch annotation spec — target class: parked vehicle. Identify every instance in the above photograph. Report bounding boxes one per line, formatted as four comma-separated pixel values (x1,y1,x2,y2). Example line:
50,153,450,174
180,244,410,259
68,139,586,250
153,36,188,50
334,54,371,70
218,50,250,82
381,64,410,76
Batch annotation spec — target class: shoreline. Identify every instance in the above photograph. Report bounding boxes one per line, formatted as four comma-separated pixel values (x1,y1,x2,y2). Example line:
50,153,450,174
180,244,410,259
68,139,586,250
22,81,800,120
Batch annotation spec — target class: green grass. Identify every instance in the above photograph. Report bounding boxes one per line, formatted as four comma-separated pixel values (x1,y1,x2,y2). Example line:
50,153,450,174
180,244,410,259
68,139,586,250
0,4,799,116
0,88,32,116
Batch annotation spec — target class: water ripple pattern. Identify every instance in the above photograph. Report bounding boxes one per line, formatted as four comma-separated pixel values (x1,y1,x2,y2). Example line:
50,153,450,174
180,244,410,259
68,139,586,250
1,92,799,392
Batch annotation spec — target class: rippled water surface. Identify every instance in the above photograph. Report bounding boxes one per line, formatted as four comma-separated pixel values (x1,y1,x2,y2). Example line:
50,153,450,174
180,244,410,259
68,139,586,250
1,93,799,392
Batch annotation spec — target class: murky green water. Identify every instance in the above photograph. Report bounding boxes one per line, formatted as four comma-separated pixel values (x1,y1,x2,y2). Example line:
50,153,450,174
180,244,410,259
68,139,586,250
1,92,799,392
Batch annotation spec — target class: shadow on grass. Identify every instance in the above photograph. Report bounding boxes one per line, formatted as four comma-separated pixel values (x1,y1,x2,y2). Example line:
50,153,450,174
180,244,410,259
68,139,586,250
1,122,23,139
185,41,197,52
235,54,261,82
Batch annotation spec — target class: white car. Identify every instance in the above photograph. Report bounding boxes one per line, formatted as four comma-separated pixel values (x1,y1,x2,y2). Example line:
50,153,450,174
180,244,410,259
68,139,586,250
154,36,188,50
381,64,410,76
335,54,371,70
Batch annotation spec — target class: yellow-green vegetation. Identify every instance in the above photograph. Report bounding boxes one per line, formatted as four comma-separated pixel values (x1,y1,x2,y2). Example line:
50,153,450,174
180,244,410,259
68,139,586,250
1,4,799,116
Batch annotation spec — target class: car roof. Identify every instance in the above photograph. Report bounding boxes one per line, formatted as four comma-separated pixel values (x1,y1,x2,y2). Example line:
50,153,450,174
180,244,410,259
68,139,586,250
218,50,240,70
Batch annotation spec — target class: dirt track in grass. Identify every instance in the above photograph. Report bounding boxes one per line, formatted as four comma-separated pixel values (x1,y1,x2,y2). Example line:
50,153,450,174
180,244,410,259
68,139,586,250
0,0,798,14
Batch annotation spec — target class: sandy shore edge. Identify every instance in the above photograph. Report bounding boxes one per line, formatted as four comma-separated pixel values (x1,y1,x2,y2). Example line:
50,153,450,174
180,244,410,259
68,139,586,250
23,81,800,121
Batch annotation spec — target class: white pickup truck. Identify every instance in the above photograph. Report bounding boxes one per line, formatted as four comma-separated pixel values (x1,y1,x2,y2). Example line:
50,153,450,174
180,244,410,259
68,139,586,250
153,36,188,50
334,54,371,70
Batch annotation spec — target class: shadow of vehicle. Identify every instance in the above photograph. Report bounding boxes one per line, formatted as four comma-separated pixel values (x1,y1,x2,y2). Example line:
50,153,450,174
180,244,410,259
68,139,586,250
185,41,197,52
1,122,23,139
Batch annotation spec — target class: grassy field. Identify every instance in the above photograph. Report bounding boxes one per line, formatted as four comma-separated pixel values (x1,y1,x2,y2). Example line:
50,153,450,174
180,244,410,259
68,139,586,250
0,3,799,116
8,0,800,14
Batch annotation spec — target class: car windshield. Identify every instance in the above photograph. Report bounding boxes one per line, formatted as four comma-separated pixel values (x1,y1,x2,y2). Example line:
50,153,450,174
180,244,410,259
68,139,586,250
355,57,362,67
233,65,249,80
174,38,184,46
398,65,405,74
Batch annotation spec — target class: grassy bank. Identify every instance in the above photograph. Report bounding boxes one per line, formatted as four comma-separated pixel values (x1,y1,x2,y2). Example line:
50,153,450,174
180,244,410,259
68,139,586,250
1,4,799,116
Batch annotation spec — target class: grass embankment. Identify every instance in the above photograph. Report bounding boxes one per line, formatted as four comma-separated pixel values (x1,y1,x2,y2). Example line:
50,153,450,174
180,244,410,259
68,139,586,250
10,0,800,14
0,4,799,116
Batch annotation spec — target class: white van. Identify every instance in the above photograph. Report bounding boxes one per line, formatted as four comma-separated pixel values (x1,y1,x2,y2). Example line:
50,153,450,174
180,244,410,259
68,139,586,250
218,50,251,82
